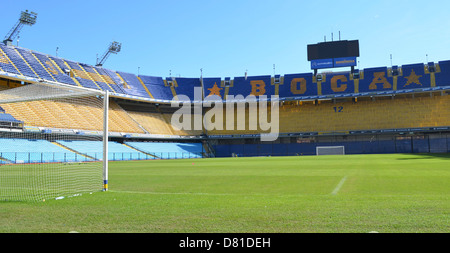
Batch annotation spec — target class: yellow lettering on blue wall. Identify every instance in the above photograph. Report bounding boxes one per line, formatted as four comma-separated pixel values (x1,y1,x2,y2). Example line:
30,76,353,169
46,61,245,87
404,69,422,87
331,75,348,92
369,72,391,90
207,82,223,98
250,80,266,96
290,78,307,94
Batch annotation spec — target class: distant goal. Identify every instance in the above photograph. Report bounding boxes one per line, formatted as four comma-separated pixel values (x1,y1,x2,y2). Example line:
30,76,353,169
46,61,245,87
316,146,345,156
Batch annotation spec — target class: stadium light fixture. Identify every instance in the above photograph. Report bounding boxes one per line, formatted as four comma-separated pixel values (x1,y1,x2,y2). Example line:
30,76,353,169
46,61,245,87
96,41,122,67
3,10,38,45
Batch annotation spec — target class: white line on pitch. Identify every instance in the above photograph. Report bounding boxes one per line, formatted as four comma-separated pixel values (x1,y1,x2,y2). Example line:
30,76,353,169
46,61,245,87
108,190,300,197
331,176,348,195
109,190,244,196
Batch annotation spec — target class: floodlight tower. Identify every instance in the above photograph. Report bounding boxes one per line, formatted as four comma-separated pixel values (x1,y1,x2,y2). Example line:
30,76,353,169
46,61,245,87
96,41,122,67
3,10,38,46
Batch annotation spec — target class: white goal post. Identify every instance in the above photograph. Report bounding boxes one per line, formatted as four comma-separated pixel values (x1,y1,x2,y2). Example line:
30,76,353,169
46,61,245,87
316,146,345,156
0,82,109,202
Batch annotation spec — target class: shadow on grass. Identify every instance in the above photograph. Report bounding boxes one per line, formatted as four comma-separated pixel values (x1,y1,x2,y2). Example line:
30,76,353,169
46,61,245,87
396,153,450,160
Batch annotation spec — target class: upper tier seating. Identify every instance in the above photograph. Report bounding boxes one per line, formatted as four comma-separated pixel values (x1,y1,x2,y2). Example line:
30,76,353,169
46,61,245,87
138,75,172,100
32,52,78,85
1,43,450,102
0,44,37,78
116,71,151,98
171,77,202,101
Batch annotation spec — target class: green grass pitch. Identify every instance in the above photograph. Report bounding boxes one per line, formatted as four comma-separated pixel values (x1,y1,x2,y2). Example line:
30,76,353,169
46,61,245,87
0,153,449,233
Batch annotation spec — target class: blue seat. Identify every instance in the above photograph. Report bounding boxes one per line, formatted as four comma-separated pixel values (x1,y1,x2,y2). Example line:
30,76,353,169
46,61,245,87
125,141,204,159
436,60,450,87
0,138,80,164
56,140,148,161
0,44,37,78
33,52,78,86
139,75,172,100
0,113,22,123
171,77,201,101
117,71,151,98
15,47,55,82
79,64,115,93
96,67,127,94
0,47,21,75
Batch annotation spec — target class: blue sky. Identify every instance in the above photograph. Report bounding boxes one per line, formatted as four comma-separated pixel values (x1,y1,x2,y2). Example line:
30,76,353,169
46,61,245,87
2,0,450,78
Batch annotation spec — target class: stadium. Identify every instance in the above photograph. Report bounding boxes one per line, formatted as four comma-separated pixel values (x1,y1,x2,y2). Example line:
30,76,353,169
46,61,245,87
1,3,449,239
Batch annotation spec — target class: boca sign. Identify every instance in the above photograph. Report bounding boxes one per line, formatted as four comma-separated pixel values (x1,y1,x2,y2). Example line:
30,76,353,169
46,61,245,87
202,65,436,99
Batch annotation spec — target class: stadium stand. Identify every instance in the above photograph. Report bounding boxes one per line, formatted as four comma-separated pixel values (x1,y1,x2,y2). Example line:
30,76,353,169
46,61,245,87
228,75,274,97
125,141,204,159
14,47,56,82
0,138,204,163
279,73,316,98
31,51,78,85
1,43,447,101
64,59,102,90
1,41,450,159
0,47,21,75
126,110,178,135
0,112,23,129
171,77,202,101
116,71,152,99
95,67,127,94
0,44,38,78
56,140,150,161
202,77,224,98
78,63,115,93
276,94,450,133
206,92,450,136
0,98,145,133
138,75,170,100
320,72,356,95
397,63,430,89
0,138,80,164
359,66,393,93
435,60,450,86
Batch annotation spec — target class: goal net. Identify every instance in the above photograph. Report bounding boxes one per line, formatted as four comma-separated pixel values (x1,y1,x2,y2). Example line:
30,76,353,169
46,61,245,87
316,146,345,156
0,83,109,202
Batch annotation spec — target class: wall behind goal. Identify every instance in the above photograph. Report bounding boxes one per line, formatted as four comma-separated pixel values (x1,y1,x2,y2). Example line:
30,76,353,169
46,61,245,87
213,134,450,157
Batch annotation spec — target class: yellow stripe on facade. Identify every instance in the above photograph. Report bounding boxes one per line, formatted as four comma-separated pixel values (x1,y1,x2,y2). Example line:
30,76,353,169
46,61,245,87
137,76,154,99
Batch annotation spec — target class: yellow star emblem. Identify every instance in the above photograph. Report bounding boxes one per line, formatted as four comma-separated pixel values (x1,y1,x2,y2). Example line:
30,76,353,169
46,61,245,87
404,69,422,87
207,82,222,97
